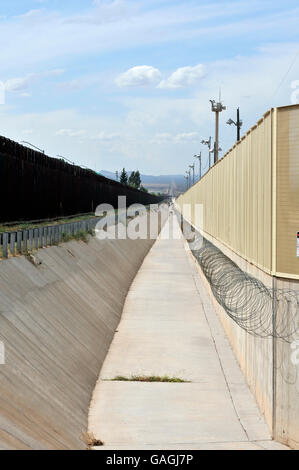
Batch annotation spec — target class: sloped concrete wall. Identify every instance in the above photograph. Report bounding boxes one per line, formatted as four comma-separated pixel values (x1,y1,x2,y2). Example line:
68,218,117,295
0,235,156,449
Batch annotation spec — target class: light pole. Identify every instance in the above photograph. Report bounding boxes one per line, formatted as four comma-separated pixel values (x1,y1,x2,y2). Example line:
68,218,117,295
184,175,188,191
227,107,243,142
189,163,195,186
201,137,212,169
21,141,45,154
210,98,226,163
185,170,191,189
194,153,201,180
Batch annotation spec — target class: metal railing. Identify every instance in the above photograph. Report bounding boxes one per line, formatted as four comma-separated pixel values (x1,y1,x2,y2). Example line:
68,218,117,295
0,217,101,259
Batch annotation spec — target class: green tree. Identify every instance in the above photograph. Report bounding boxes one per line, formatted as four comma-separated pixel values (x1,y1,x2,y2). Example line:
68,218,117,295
128,171,136,187
134,170,141,189
120,168,128,185
128,170,142,189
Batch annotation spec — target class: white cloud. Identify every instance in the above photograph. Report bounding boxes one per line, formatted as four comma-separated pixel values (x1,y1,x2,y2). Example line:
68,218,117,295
16,9,43,19
22,129,34,135
4,69,65,94
174,132,200,142
56,128,86,137
152,131,200,143
158,64,206,89
115,66,161,88
5,75,34,92
0,0,296,75
152,133,173,143
94,131,121,141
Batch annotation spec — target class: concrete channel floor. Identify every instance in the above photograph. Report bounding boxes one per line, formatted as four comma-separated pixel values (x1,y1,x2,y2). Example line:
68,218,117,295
88,213,289,450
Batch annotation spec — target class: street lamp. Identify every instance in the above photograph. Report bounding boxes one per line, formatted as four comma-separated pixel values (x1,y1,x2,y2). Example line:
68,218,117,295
185,170,191,189
194,153,201,180
184,175,188,191
189,163,195,186
201,137,212,169
210,98,226,163
227,107,243,141
20,141,45,154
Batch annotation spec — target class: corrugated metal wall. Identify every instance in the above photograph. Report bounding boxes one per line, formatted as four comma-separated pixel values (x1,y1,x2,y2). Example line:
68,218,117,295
177,109,273,274
276,106,299,278
176,104,299,280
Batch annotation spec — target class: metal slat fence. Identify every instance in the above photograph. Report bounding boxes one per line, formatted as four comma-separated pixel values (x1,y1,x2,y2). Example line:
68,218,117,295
0,217,101,259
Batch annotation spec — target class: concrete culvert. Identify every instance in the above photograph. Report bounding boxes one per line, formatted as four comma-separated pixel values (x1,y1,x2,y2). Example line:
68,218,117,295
0,212,164,450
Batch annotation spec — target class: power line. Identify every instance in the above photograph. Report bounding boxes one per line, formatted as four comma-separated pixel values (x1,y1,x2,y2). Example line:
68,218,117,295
272,49,299,98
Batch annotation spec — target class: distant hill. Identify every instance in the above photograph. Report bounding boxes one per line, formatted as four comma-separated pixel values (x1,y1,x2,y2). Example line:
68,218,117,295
100,170,185,195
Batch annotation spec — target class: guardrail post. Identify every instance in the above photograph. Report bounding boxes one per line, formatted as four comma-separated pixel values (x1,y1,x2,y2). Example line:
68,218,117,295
23,230,28,252
34,229,39,250
17,232,22,254
10,232,16,256
46,226,50,246
28,229,33,251
39,227,43,248
55,226,59,244
2,233,8,258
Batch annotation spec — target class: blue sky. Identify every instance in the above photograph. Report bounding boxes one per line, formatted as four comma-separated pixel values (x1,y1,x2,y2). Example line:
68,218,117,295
0,0,299,175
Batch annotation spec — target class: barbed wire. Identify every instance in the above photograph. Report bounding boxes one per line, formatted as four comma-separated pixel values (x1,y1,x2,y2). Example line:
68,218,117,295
189,232,299,342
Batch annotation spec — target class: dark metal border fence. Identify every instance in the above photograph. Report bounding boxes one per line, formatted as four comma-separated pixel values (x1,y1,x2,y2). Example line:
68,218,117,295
0,135,164,223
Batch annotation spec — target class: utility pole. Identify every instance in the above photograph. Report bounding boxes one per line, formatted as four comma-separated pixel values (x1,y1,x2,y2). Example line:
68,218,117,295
189,164,195,186
237,107,241,141
194,153,201,180
115,170,119,181
227,107,243,142
210,97,226,163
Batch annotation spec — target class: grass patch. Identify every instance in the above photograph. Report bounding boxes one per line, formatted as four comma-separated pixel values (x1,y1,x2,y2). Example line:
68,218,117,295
62,229,95,243
0,214,98,233
110,375,189,383
80,432,104,449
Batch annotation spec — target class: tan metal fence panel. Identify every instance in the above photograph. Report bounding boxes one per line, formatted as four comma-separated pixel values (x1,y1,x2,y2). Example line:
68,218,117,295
276,106,299,278
177,104,299,279
177,110,273,274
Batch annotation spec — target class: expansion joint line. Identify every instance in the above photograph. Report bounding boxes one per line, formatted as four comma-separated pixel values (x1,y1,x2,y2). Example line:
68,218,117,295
191,273,250,442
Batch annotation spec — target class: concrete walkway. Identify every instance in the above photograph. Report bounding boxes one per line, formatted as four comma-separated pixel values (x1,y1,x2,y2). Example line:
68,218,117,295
88,214,288,450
